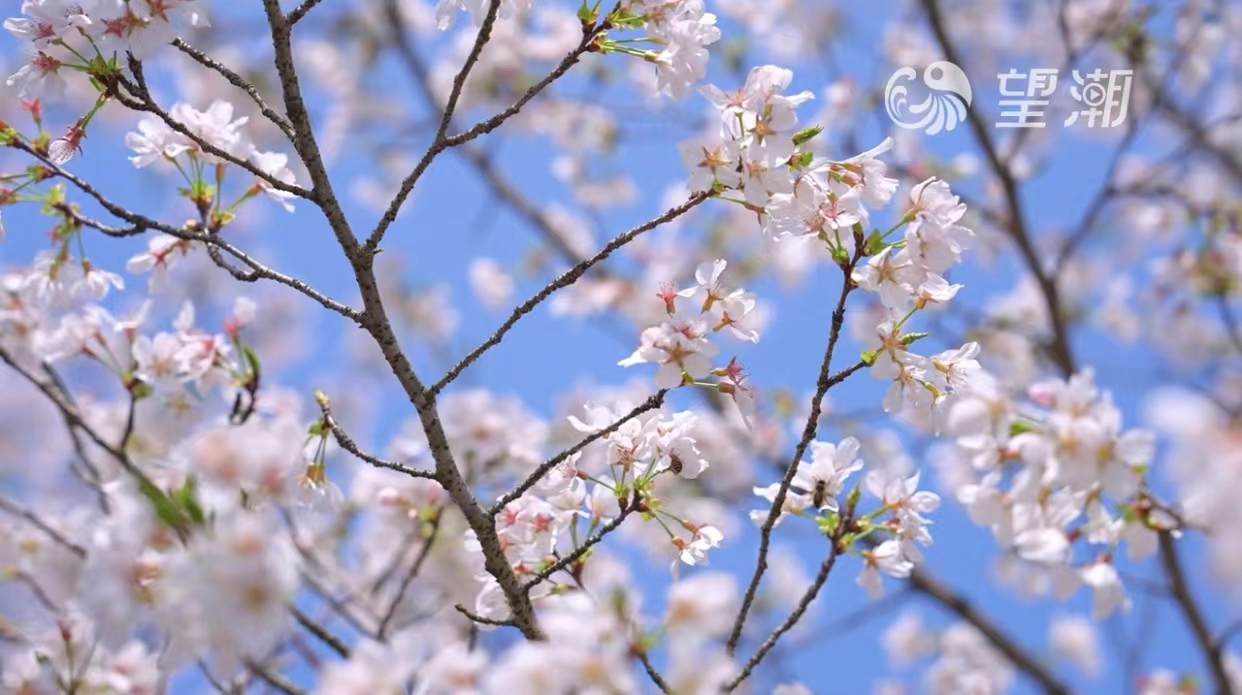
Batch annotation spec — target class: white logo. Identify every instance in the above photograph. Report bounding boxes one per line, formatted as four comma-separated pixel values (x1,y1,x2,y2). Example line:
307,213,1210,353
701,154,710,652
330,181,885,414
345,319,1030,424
884,61,973,135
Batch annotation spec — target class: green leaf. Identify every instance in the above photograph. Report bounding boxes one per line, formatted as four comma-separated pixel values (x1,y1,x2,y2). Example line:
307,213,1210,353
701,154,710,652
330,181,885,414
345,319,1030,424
1009,419,1040,437
175,477,206,525
138,478,187,531
242,345,261,384
860,350,877,366
816,511,839,535
792,125,824,147
864,229,886,256
899,331,929,346
576,0,595,23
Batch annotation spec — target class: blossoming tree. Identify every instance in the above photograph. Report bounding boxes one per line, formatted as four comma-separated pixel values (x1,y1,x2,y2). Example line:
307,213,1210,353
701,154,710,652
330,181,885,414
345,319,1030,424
1,0,1240,693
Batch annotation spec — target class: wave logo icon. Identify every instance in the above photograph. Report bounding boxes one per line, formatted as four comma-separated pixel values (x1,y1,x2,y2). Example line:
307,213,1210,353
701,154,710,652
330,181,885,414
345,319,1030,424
884,61,972,135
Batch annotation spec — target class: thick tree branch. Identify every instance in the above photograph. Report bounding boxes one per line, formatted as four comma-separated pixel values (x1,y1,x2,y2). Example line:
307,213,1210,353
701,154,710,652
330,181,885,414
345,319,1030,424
260,0,359,257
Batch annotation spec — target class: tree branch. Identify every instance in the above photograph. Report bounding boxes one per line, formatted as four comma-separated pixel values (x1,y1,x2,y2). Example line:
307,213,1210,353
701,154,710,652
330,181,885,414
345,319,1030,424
315,394,437,479
489,390,668,515
430,192,710,396
364,0,609,253
921,0,1076,378
908,567,1073,695
1158,531,1236,695
287,0,329,26
171,38,296,140
726,246,864,655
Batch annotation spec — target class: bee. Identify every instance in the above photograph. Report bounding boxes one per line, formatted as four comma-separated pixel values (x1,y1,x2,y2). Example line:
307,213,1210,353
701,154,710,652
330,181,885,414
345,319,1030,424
669,452,683,476
811,479,828,509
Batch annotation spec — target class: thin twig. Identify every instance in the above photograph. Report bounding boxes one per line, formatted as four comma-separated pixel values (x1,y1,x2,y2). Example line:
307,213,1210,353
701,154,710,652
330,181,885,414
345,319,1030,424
725,494,858,691
489,390,668,515
0,495,86,558
117,58,311,200
289,605,350,658
636,649,673,694
316,395,437,479
287,0,329,25
908,567,1073,695
364,0,610,253
726,247,865,655
430,193,711,395
523,505,639,592
364,0,506,252
15,144,362,322
921,0,1076,378
171,38,295,139
454,604,517,628
245,661,304,695
376,510,443,638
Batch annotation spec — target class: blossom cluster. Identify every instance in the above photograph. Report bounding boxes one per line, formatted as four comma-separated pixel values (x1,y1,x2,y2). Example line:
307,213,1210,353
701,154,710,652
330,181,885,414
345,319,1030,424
684,65,982,425
750,435,942,597
127,99,300,212
468,399,727,620
6,0,209,99
619,257,760,420
621,0,722,98
939,369,1165,619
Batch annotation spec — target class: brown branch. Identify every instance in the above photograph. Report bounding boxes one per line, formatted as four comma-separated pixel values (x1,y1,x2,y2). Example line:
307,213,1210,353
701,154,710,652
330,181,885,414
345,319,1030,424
726,246,865,655
245,661,304,695
725,493,859,691
364,0,506,253
287,0,329,25
488,390,668,515
0,495,86,558
260,0,360,257
117,57,311,200
921,0,1075,378
430,192,710,396
363,0,609,253
454,603,517,628
315,393,437,479
523,504,640,592
289,605,350,658
1158,531,1236,695
908,567,1073,695
16,144,361,322
171,38,296,140
636,648,673,694
376,510,443,638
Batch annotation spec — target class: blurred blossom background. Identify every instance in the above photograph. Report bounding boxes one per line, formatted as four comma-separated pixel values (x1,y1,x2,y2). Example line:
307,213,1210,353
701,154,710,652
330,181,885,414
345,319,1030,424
2,0,1242,693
